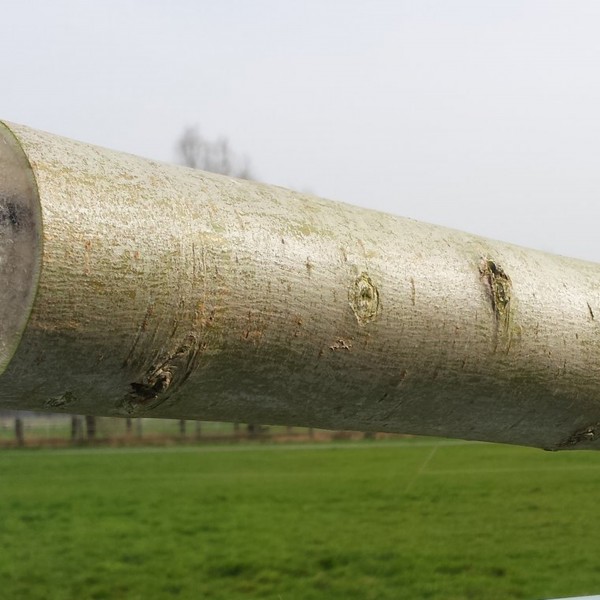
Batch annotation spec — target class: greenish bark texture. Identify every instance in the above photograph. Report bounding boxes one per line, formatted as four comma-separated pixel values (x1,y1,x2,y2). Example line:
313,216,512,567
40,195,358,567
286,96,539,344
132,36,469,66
1,121,600,451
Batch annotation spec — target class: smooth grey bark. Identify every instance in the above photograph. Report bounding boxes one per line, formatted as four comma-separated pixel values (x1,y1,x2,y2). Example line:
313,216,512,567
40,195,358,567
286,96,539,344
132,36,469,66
1,121,600,451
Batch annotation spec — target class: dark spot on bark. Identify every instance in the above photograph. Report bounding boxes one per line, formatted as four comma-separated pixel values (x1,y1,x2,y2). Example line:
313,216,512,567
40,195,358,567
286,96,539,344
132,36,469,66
479,258,514,352
120,369,173,414
118,334,204,415
44,391,77,409
479,259,511,320
130,371,172,400
379,370,408,402
479,258,512,319
305,257,313,274
396,370,407,385
553,423,600,450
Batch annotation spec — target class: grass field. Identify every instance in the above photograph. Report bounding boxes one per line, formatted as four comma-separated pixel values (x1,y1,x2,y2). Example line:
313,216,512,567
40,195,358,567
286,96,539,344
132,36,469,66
1,439,599,600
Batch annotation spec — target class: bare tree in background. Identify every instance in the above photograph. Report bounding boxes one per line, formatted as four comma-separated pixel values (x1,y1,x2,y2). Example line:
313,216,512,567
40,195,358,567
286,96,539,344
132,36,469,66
177,126,252,179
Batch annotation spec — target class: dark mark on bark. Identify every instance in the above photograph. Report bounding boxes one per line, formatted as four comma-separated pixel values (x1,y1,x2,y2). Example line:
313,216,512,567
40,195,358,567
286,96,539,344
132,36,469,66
479,258,511,321
44,391,77,409
396,370,407,385
553,422,600,450
378,371,408,403
305,257,313,275
479,258,513,353
330,339,352,351
118,334,205,415
587,302,595,321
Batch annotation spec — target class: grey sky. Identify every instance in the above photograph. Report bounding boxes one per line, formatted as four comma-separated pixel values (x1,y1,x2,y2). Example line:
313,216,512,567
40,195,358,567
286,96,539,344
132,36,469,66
3,1,600,260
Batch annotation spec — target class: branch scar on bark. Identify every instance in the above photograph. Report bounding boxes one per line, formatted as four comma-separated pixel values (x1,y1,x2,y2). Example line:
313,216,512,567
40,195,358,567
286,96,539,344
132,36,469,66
350,273,380,325
479,258,512,324
479,258,513,352
479,258,511,321
553,422,600,450
117,334,205,415
44,391,77,409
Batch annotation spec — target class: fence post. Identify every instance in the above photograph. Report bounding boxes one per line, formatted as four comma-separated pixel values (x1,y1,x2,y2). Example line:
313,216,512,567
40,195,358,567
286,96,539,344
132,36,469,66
70,416,79,442
85,416,96,441
15,417,24,446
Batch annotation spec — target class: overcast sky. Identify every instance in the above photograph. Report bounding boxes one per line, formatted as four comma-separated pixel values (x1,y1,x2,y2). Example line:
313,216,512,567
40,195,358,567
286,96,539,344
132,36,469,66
2,1,600,260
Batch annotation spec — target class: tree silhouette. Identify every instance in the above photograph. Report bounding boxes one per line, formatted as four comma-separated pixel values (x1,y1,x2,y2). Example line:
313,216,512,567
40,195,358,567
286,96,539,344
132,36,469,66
176,126,252,179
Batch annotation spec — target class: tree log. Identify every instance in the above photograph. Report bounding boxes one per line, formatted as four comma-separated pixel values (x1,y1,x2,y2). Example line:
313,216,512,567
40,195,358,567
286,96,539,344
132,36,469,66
1,120,600,451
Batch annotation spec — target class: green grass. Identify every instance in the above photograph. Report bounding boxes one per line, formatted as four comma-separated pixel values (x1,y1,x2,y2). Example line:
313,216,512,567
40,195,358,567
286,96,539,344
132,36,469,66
0,439,599,599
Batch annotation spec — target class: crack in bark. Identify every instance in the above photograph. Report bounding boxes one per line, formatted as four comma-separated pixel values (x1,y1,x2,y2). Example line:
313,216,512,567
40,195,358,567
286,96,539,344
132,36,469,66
587,302,595,321
479,259,511,321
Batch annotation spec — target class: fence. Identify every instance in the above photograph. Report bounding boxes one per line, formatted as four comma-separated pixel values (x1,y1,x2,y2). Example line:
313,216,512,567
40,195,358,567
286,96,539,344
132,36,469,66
0,412,382,448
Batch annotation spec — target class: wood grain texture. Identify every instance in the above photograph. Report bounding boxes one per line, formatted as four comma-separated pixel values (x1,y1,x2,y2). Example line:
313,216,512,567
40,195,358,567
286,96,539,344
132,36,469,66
1,121,600,450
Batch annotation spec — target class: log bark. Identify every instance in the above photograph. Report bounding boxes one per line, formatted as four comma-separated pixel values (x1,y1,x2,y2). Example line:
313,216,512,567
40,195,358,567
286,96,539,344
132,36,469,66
1,120,600,451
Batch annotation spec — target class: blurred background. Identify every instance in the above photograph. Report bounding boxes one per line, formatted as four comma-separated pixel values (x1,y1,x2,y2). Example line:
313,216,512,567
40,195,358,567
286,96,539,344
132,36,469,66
4,0,600,260
2,2,600,599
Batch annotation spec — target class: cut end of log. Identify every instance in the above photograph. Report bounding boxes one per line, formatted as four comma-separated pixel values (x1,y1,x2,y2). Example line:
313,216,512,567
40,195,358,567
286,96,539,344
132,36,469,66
0,122,42,374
